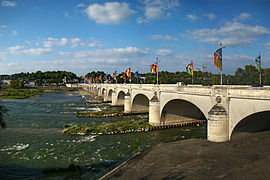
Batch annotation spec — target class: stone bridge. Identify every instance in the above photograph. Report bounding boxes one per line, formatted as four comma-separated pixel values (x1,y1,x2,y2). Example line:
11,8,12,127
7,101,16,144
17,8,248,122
81,83,270,142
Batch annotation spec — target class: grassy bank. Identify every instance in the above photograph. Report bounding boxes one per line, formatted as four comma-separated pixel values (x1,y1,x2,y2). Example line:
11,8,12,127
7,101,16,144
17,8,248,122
0,89,42,99
63,119,151,135
0,87,77,99
76,110,123,117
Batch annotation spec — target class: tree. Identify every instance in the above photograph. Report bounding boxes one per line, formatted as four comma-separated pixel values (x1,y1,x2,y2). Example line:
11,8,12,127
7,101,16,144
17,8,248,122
10,80,24,89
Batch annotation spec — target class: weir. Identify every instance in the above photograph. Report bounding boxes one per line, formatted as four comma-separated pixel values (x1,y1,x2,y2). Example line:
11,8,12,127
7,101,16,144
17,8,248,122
81,83,270,142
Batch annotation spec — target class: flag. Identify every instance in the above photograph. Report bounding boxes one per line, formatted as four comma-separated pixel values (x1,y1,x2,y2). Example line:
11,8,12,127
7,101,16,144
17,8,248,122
123,73,126,80
214,48,222,71
155,57,159,65
150,64,158,74
154,65,158,74
150,64,154,73
255,55,261,72
134,71,138,79
126,67,131,78
186,60,193,76
99,75,102,81
111,71,117,80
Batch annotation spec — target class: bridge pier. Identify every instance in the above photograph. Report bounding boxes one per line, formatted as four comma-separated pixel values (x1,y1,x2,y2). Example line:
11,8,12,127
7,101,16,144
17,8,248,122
149,93,161,126
103,90,109,101
124,92,131,112
111,91,117,106
207,99,229,142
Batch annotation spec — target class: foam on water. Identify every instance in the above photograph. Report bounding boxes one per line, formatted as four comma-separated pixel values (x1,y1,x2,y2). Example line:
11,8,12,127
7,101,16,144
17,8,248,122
80,135,98,142
1,143,30,152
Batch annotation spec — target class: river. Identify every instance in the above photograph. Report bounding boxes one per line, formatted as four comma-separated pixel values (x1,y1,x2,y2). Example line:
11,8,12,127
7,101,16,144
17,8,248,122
0,91,206,179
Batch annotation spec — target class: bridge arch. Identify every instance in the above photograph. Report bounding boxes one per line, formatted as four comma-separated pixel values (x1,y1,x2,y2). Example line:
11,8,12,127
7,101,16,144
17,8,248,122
117,91,126,105
107,89,113,101
232,111,270,137
160,98,206,125
102,88,106,96
131,93,149,112
229,98,270,138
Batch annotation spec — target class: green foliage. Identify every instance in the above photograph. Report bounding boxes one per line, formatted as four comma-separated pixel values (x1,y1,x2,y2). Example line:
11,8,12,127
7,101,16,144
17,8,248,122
0,89,42,99
64,119,151,135
10,80,24,89
0,71,78,86
85,65,270,85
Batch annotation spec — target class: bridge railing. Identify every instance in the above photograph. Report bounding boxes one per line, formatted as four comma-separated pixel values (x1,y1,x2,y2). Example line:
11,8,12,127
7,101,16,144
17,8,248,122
81,83,270,100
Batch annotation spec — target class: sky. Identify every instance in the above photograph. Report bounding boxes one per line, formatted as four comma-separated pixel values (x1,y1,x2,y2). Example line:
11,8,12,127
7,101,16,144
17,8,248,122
0,0,270,76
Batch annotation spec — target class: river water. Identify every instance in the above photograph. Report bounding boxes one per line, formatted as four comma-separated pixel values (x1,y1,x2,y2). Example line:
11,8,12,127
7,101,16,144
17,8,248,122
0,91,206,179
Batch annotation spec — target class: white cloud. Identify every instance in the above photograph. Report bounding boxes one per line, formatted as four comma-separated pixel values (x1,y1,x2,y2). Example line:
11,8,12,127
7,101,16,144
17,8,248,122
74,47,150,59
12,30,18,36
77,3,85,8
85,2,135,24
136,17,149,24
156,49,173,56
150,34,178,41
0,51,7,61
2,1,16,7
43,37,69,47
185,21,269,48
64,12,71,19
9,46,24,54
186,14,197,21
89,40,103,48
233,13,251,21
70,38,82,48
265,42,270,52
1,25,7,28
145,7,163,20
204,13,215,20
139,0,179,23
9,46,52,56
59,51,71,56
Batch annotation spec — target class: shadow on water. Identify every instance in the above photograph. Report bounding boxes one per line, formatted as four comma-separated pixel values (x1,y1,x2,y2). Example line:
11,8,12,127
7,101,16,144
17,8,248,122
0,160,120,180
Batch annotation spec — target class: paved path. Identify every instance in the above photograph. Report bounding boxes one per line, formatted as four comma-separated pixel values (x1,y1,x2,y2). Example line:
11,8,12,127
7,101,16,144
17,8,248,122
102,131,270,180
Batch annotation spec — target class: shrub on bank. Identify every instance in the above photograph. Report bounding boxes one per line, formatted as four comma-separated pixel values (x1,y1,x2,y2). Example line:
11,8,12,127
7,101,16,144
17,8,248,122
63,119,151,135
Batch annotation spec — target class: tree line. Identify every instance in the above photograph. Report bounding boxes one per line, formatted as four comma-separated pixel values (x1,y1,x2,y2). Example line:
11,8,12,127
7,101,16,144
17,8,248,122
0,71,78,86
85,65,270,85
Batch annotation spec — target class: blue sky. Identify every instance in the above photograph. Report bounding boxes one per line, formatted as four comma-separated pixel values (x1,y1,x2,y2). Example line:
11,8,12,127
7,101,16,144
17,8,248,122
0,0,270,75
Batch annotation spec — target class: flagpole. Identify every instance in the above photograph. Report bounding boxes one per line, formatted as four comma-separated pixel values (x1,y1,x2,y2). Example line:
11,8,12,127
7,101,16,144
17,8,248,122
157,71,158,85
221,70,223,86
259,53,262,86
221,45,225,86
260,72,262,85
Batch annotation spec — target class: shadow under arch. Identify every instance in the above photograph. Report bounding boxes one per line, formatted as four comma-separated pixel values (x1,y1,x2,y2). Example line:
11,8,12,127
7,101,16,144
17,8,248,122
132,94,149,112
102,88,106,96
231,110,270,137
161,99,206,125
117,91,125,105
108,89,113,101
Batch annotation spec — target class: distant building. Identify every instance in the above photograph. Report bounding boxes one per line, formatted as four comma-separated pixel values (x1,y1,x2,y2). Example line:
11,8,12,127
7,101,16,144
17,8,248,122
0,79,11,86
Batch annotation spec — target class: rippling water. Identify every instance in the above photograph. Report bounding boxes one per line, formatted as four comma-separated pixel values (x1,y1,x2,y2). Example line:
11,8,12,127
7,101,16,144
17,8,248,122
0,91,206,179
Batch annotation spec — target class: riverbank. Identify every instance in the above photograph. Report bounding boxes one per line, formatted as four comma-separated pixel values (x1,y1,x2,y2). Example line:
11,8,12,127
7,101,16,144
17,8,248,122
102,130,270,180
0,87,77,99
0,89,42,99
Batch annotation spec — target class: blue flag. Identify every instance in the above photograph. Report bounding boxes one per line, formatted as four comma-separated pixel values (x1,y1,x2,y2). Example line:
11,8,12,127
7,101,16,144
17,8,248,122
134,71,138,79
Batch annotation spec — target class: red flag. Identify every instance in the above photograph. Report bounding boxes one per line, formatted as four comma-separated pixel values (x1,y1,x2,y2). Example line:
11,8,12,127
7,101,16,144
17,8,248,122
126,67,131,78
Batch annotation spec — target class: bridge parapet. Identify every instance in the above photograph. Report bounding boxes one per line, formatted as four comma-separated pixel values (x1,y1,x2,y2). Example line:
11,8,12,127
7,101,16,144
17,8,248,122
81,83,270,143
